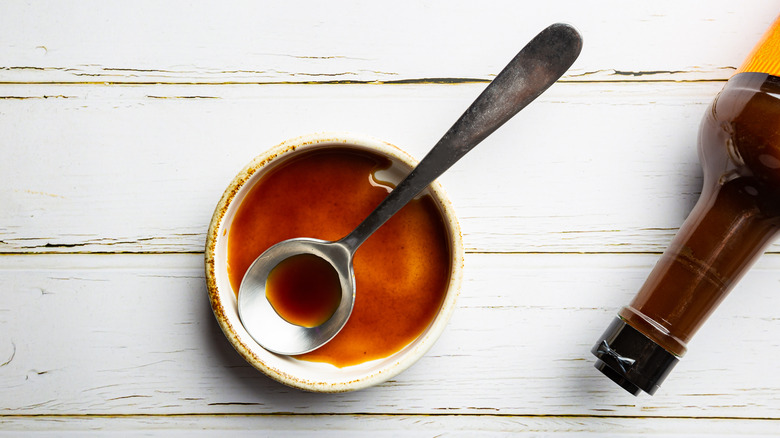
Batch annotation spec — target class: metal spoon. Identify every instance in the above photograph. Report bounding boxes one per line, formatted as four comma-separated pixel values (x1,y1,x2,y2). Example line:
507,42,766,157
238,23,583,355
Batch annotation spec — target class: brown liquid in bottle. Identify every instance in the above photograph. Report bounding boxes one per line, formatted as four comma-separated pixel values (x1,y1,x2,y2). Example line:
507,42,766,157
593,16,780,395
619,72,780,356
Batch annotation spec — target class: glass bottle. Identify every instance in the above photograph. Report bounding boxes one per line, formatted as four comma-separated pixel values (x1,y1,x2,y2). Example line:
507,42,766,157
592,15,780,395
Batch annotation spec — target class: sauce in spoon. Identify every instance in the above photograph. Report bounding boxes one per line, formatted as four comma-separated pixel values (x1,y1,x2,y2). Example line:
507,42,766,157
266,253,342,328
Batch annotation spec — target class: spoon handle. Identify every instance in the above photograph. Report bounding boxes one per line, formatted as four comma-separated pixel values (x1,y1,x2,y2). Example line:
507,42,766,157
341,23,583,252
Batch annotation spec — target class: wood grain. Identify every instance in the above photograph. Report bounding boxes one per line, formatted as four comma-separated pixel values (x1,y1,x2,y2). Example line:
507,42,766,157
3,1,780,434
1,0,778,84
0,81,722,254
1,254,778,417
1,414,779,437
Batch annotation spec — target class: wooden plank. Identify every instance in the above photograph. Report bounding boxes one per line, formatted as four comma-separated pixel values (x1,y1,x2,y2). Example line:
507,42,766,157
0,81,736,254
1,0,779,84
1,414,778,437
1,253,778,417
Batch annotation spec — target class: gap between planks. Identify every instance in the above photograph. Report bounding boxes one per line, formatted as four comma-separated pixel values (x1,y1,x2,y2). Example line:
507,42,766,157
0,413,777,437
0,77,732,87
0,412,778,420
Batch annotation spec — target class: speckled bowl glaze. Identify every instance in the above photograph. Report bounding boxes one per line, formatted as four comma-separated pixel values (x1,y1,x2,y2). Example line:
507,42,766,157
205,132,464,392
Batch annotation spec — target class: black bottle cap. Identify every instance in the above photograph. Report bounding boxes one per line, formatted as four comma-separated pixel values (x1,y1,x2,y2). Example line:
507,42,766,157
591,317,679,396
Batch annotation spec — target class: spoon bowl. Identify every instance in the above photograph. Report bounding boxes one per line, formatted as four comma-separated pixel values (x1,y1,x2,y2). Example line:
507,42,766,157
238,238,355,355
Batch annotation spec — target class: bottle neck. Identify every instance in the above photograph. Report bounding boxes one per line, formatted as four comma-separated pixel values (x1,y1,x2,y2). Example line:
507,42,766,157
621,177,780,355
620,73,780,356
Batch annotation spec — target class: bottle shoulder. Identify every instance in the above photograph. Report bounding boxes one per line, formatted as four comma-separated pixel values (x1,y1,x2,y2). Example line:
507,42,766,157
699,72,780,210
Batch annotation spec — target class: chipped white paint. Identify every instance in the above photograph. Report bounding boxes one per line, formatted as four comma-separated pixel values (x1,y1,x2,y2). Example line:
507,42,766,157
1,0,780,435
0,254,779,417
1,415,779,437
0,81,722,254
0,0,778,84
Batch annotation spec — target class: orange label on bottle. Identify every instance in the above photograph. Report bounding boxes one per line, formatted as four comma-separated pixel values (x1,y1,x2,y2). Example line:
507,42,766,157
738,15,780,76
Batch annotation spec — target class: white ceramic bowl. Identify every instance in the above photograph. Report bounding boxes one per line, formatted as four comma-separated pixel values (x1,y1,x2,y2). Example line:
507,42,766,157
205,132,463,392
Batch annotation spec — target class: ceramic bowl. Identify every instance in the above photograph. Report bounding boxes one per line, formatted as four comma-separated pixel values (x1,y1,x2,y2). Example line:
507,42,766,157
205,132,463,392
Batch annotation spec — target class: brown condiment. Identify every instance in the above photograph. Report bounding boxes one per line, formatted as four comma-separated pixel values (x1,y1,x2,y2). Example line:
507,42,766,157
227,147,451,367
265,254,342,328
592,16,780,395
619,72,780,356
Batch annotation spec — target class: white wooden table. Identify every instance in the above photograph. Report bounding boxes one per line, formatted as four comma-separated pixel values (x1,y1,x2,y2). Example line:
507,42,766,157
2,1,780,436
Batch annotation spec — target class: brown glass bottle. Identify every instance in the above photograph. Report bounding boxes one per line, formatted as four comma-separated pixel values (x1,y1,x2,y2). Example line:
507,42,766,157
592,17,780,395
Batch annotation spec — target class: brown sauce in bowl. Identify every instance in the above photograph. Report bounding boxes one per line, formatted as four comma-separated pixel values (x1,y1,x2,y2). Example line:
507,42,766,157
227,147,451,367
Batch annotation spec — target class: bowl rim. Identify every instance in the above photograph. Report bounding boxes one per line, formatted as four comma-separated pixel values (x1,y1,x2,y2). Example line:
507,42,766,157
204,131,464,392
